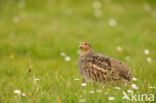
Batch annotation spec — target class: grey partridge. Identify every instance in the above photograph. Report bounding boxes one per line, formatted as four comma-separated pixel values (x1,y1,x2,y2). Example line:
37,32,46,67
78,42,132,83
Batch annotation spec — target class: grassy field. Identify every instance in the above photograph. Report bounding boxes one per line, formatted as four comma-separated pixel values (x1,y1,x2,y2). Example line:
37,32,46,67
0,0,156,103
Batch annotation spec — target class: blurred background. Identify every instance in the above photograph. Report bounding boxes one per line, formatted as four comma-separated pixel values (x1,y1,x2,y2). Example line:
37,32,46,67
0,0,156,59
0,0,156,102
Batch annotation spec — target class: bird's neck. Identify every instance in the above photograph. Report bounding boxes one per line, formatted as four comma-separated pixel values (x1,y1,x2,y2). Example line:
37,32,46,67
80,49,94,57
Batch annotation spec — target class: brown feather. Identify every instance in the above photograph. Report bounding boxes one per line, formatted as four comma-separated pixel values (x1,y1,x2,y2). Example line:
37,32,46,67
78,42,132,83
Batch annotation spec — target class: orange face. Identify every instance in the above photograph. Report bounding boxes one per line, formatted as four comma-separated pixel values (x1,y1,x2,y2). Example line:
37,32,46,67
79,42,91,51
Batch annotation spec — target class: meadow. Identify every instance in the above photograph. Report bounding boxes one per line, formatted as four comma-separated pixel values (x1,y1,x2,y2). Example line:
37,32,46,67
0,0,156,103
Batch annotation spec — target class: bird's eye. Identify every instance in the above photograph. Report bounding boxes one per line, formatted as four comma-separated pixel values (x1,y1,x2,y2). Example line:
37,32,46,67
84,43,87,45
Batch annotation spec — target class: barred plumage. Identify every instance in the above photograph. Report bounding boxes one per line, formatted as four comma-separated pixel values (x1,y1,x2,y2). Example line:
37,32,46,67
78,42,132,83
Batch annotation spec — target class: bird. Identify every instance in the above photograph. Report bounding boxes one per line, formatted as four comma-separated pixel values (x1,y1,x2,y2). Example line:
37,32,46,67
78,42,132,83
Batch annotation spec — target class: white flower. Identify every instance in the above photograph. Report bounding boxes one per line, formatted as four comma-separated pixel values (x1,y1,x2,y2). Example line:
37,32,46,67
127,89,133,93
114,86,121,90
131,84,139,90
34,78,40,81
89,90,94,94
116,46,123,52
18,0,25,9
14,89,26,97
81,83,87,87
74,78,80,81
79,99,86,102
60,52,71,62
144,49,150,55
14,89,21,95
93,1,101,9
132,77,137,81
21,93,26,96
146,57,152,63
64,56,71,62
12,16,20,24
108,18,117,27
94,10,103,18
148,86,156,89
60,52,66,57
33,78,40,84
108,96,115,101
104,92,108,95
96,89,102,93
144,3,152,12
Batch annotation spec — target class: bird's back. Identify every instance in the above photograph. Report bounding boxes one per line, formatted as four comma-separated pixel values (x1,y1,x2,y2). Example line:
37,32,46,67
78,52,132,82
109,58,132,81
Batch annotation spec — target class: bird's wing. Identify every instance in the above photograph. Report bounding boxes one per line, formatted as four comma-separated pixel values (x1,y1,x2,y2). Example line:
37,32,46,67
110,58,132,81
82,60,110,81
86,53,112,70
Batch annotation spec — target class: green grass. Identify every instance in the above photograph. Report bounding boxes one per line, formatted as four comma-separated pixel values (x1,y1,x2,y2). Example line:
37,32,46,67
0,0,156,103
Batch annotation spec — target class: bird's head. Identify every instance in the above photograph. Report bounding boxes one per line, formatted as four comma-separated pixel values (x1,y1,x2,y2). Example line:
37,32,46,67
79,42,92,56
